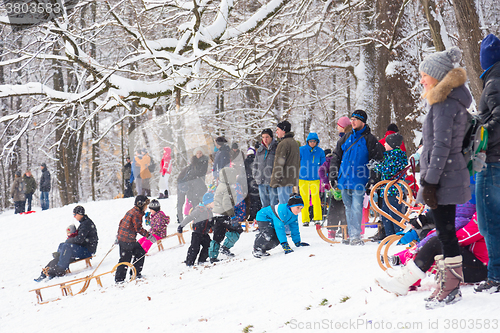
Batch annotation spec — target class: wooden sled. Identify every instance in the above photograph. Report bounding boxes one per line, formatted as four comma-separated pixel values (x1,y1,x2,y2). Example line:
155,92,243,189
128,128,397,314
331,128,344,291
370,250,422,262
369,178,424,271
66,256,94,273
30,262,136,304
156,232,187,252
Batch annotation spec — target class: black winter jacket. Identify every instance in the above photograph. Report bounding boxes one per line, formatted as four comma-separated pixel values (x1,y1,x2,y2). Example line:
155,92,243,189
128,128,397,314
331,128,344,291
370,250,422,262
40,168,51,192
479,61,500,163
213,144,231,180
66,215,99,254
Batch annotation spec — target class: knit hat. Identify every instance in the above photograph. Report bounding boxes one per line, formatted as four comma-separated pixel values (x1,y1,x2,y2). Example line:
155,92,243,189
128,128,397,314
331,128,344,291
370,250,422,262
202,192,214,206
387,123,399,132
247,147,256,156
324,149,332,156
149,199,160,212
73,205,85,216
215,136,227,144
419,46,462,81
135,195,150,208
67,224,77,234
385,133,404,149
287,193,304,207
15,171,21,177
41,163,47,168
231,142,239,150
261,128,273,138
351,110,368,123
337,116,351,129
480,34,500,71
277,120,291,133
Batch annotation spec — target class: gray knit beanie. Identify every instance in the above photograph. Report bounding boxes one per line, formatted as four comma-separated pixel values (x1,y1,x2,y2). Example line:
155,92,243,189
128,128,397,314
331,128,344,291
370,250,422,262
419,46,462,81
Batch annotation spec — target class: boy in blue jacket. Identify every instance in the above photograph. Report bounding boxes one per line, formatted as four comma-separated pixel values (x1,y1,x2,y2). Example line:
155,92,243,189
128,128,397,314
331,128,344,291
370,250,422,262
252,193,309,257
299,132,326,226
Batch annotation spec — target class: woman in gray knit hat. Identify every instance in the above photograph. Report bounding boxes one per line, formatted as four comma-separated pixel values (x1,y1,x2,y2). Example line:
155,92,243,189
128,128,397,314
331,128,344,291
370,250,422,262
376,46,473,309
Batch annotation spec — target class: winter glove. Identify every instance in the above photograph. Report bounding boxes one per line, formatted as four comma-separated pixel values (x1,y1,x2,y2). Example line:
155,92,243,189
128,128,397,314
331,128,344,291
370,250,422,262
396,229,419,245
324,183,331,191
281,242,294,254
365,184,373,196
295,242,310,247
421,181,439,210
147,234,157,243
333,189,342,201
177,226,183,234
114,237,119,245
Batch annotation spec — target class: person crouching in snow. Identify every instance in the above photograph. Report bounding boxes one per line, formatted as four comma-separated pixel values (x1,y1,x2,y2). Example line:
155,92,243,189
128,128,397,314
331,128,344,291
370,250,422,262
115,195,156,283
138,199,170,253
209,167,244,263
252,193,309,258
178,192,215,266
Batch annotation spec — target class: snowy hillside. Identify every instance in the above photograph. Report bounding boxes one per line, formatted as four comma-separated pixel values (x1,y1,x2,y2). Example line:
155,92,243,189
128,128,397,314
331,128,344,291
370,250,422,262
1,197,499,333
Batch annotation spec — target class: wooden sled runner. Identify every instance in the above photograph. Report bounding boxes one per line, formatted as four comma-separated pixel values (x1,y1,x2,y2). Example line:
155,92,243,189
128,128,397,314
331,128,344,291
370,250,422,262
369,178,424,271
156,232,186,252
30,262,136,304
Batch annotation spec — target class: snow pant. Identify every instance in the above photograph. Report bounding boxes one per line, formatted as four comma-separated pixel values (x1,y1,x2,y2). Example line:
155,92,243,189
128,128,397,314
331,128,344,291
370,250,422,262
25,193,33,211
327,196,346,228
40,191,49,210
381,195,404,236
341,188,364,240
209,216,243,259
476,163,500,282
186,233,211,266
414,236,488,283
431,204,460,258
56,242,92,270
14,200,25,214
177,190,187,223
159,174,170,197
124,180,134,198
299,179,322,223
141,178,151,196
115,241,146,282
258,184,278,208
253,221,280,252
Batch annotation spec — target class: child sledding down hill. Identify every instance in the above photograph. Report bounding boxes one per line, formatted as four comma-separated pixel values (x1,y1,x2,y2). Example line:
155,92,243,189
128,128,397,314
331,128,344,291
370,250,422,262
252,193,309,258
208,167,245,263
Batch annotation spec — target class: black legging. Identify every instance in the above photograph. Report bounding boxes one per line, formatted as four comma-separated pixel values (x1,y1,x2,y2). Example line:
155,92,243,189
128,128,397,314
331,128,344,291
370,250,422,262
432,204,460,258
414,236,488,283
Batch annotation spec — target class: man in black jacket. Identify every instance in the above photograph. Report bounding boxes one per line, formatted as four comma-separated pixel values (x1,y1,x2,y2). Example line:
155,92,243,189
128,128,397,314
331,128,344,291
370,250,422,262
475,34,500,293
36,206,99,280
39,163,51,210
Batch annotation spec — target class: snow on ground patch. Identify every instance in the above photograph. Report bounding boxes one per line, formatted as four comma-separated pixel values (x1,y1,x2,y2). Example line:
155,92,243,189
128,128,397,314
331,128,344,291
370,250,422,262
1,197,498,333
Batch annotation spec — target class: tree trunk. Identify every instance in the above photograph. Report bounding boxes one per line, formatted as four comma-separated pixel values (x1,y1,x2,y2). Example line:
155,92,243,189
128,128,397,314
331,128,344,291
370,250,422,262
419,0,446,51
451,0,483,101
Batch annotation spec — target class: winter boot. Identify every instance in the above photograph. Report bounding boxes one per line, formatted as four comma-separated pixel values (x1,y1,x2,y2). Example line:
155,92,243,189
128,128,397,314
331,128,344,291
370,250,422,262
375,260,426,296
474,279,500,294
252,248,270,258
424,255,444,301
303,222,309,227
369,222,386,242
34,272,47,282
425,255,464,309
221,245,235,257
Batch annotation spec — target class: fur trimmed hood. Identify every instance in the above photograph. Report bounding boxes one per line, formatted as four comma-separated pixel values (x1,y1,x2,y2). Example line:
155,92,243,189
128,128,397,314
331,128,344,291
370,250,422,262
425,68,467,105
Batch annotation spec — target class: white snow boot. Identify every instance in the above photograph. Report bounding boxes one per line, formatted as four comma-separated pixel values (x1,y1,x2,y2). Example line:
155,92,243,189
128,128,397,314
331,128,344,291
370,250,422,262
375,260,426,296
425,255,463,310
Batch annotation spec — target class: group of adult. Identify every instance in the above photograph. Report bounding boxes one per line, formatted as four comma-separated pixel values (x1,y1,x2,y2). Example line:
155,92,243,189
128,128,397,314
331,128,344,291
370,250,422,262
11,163,51,214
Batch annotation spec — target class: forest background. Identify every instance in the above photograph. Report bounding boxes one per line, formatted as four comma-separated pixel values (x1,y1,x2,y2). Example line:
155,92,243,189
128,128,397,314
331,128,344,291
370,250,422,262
0,0,498,211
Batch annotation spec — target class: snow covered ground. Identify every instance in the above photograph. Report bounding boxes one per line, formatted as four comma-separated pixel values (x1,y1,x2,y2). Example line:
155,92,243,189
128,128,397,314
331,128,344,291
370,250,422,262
1,196,499,333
